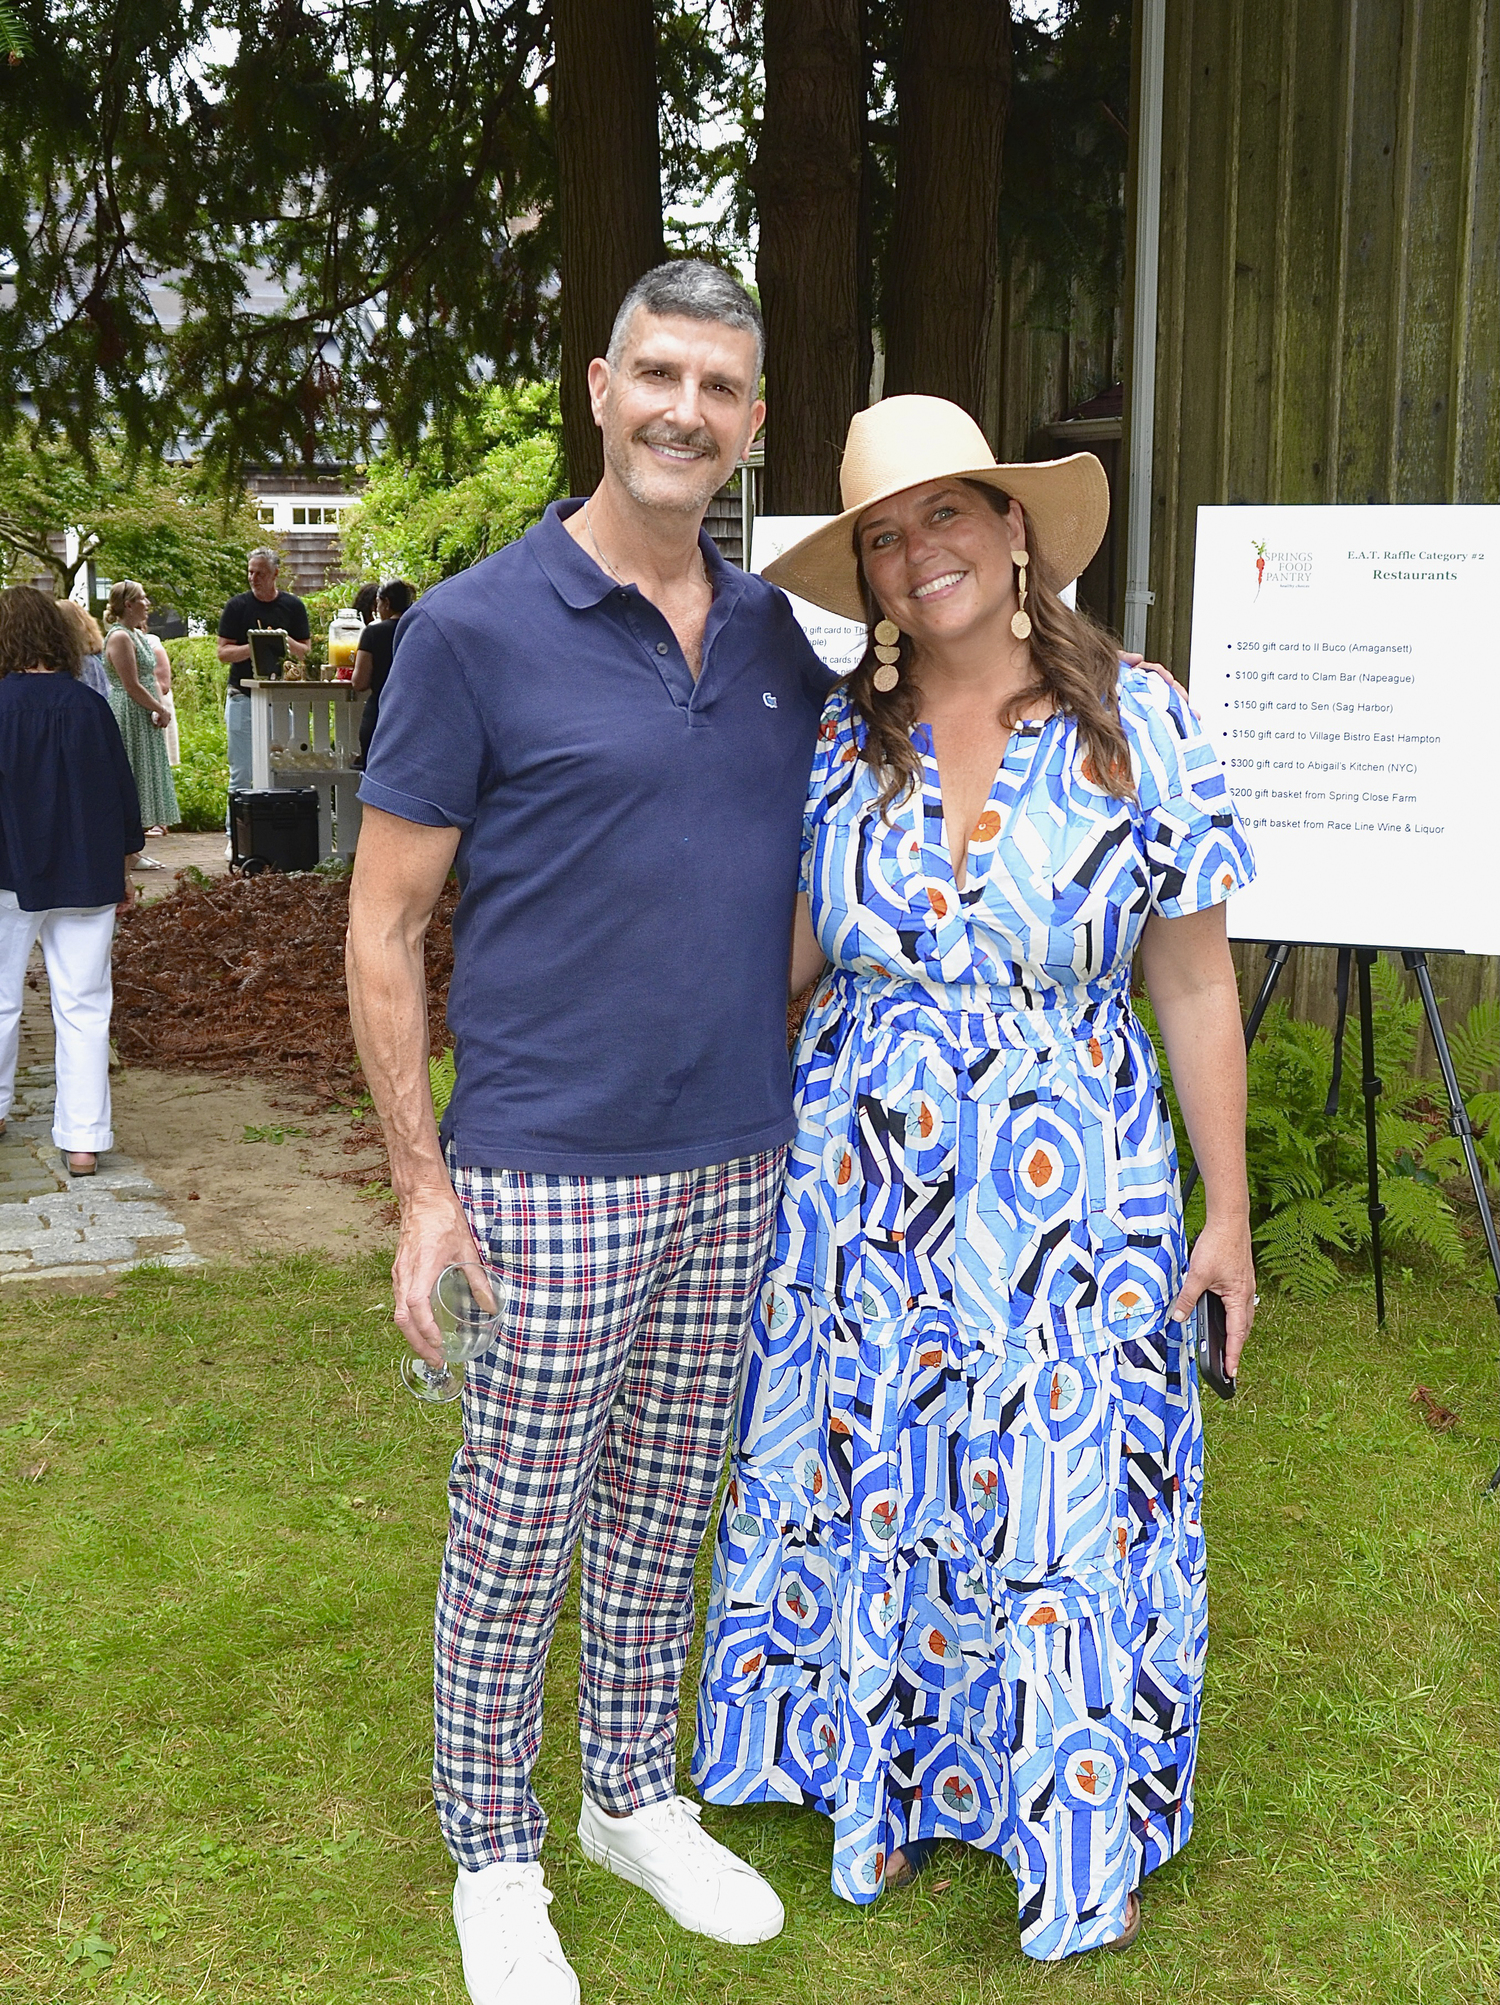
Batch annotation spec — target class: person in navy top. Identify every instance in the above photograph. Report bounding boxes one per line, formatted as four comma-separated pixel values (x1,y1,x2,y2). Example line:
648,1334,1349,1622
0,587,144,1176
348,263,832,2002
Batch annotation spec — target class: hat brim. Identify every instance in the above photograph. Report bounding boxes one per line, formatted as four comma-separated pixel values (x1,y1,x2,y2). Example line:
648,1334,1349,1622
761,454,1110,625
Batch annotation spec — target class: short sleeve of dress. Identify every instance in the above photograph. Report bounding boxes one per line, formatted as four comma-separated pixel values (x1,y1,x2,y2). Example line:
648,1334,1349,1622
801,689,857,893
1122,666,1256,917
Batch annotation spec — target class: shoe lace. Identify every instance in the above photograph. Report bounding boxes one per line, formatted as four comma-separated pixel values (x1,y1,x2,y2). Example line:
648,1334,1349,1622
469,1862,558,1938
643,1796,741,1873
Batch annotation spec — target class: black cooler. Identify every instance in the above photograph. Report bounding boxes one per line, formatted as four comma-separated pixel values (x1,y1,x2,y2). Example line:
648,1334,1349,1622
229,787,321,874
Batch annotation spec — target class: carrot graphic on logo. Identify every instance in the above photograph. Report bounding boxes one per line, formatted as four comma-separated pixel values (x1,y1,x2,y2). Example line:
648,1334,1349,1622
1252,538,1267,597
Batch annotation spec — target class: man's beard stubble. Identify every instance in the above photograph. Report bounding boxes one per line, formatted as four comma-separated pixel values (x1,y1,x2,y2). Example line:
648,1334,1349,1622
604,422,730,517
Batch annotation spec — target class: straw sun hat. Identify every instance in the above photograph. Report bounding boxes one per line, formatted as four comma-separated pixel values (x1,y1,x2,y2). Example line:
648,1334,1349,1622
762,394,1110,624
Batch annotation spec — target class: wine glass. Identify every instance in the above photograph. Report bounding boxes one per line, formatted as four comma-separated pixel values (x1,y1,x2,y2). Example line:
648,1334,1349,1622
400,1261,507,1406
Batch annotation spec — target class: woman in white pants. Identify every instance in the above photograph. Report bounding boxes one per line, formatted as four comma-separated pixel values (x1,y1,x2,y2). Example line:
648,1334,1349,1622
0,587,145,1174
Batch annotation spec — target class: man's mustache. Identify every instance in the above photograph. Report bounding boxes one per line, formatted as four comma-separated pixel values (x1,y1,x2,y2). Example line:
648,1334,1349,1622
633,424,720,457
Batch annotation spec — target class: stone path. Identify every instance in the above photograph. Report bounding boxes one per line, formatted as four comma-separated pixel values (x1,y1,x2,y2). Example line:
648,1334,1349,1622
1,971,201,1282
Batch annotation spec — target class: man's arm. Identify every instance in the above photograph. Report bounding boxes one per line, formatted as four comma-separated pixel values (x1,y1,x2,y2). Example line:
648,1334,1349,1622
789,892,826,998
286,596,311,659
346,805,474,1363
217,607,251,665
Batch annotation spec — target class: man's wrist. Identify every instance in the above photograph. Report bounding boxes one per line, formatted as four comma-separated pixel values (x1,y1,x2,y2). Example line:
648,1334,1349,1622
392,1166,461,1210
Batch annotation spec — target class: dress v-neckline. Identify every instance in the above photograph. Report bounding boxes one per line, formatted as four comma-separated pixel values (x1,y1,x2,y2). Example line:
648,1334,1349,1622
916,715,1051,897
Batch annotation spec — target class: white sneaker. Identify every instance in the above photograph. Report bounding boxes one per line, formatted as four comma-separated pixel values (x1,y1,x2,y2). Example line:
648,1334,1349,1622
452,1860,579,2005
577,1792,784,1946
224,840,234,861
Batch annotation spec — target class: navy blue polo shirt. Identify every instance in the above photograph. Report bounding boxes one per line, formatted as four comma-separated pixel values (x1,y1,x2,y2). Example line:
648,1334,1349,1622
359,499,835,1175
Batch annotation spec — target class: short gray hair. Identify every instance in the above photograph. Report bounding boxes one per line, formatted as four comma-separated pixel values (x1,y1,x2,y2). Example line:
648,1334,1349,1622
248,546,280,571
606,261,764,377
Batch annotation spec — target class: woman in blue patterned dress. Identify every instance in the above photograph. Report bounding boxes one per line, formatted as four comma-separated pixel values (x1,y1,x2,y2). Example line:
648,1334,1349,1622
693,398,1257,1960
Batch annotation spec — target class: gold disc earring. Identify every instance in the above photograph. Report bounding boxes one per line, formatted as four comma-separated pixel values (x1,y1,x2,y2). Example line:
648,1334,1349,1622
872,618,902,692
1010,549,1032,641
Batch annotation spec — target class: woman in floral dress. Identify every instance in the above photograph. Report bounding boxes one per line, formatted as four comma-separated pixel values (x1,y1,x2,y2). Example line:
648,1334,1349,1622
694,398,1256,1960
103,579,178,837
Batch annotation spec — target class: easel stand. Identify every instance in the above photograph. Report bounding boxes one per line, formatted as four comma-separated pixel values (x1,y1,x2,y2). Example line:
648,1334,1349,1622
1184,943,1500,1482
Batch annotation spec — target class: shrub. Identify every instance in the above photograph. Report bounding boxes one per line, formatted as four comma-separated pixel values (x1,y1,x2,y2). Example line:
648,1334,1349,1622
1141,959,1494,1300
164,638,228,830
429,1048,456,1122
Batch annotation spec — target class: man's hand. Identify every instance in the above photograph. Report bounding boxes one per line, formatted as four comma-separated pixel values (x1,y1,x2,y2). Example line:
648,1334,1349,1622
392,1185,485,1365
116,874,139,919
1121,652,1190,705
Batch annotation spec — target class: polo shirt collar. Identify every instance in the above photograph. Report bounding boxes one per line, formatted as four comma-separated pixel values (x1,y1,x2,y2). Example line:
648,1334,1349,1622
531,498,748,613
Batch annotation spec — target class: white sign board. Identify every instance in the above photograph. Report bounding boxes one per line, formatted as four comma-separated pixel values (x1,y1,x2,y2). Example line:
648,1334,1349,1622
1188,505,1500,956
752,514,1078,676
749,516,867,675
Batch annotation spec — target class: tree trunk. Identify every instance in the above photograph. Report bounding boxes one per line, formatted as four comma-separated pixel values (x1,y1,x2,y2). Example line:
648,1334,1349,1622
552,0,665,494
755,0,866,513
884,0,1010,437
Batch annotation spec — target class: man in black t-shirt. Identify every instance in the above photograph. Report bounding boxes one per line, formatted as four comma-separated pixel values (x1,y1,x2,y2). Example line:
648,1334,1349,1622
217,548,311,847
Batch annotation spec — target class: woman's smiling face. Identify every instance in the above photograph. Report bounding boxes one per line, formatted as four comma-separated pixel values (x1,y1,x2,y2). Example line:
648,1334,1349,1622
857,481,1025,646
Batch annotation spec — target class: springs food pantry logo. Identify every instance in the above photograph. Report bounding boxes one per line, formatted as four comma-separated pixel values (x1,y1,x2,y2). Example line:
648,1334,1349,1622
1250,537,1313,598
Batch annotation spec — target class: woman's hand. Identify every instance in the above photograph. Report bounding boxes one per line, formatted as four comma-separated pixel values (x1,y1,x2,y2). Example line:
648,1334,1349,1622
151,706,170,728
1168,1213,1256,1375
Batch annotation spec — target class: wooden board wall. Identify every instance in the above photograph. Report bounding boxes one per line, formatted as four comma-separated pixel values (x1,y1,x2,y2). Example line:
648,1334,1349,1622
1131,0,1499,1066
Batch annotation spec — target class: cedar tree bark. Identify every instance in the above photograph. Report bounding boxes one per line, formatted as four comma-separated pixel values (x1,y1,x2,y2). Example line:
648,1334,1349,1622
756,0,867,512
553,0,666,494
884,0,1011,435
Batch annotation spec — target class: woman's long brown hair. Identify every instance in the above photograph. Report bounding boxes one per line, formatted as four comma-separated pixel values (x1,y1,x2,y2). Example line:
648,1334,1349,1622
845,483,1134,814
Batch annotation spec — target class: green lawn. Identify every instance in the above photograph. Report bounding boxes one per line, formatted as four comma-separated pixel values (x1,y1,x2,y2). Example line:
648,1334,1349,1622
1,1258,1494,2004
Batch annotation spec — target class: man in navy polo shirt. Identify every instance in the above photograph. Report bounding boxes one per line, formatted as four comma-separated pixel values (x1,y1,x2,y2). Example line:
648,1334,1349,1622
347,263,832,2005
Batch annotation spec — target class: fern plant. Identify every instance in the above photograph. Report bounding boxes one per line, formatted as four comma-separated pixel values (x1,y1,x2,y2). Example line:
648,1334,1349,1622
429,1047,457,1123
1423,998,1499,1199
1137,959,1489,1301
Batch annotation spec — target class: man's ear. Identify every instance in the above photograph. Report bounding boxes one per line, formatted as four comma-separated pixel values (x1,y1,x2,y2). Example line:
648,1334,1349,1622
587,357,611,427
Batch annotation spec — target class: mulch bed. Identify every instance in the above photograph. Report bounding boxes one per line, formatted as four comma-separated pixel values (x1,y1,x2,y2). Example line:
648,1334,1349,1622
111,871,456,1109
113,865,807,1123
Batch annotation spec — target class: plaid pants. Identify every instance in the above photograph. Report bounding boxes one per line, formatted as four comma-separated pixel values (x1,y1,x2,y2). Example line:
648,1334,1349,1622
434,1147,784,1867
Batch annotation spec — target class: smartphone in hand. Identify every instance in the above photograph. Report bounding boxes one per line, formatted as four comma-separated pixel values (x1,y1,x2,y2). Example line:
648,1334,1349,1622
1194,1289,1236,1401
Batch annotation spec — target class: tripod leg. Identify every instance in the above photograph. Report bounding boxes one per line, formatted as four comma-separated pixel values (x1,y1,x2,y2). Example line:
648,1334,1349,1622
1181,944,1291,1208
1402,952,1500,1315
1356,949,1386,1327
1244,943,1294,1046
1402,951,1500,1494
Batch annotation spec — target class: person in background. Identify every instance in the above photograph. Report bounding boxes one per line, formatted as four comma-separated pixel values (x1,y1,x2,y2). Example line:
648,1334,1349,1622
102,580,178,867
353,581,380,627
352,579,416,769
0,586,144,1176
217,547,310,858
57,598,111,701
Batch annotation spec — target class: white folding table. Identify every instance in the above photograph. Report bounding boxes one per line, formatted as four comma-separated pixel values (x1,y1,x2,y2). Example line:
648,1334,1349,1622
246,678,365,862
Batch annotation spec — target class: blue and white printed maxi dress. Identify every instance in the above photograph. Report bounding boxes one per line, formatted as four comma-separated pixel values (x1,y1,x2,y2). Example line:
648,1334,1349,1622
693,666,1255,1960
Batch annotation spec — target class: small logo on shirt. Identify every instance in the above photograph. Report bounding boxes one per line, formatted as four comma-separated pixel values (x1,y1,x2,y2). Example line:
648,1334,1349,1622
762,692,778,709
